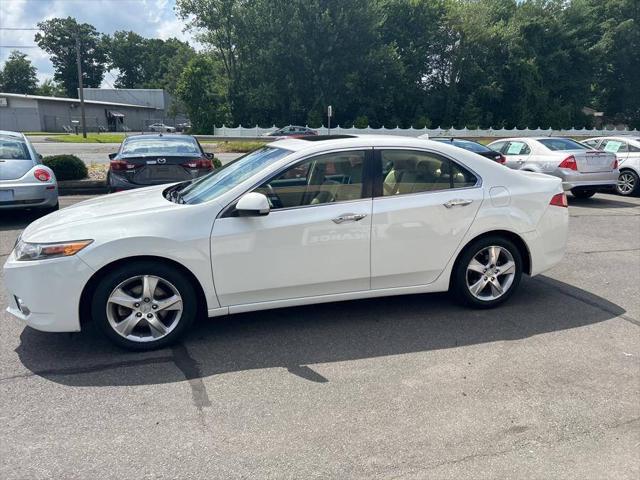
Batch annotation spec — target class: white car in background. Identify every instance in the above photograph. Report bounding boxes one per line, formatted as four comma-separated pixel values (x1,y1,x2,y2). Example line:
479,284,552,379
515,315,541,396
487,137,618,199
583,136,640,197
148,123,176,133
4,135,568,351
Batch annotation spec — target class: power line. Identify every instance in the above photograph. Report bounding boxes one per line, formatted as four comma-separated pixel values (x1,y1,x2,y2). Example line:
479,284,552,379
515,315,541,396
0,28,40,31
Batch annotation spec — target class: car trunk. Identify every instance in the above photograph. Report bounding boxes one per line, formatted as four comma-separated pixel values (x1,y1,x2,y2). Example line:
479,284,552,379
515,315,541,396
0,159,33,181
572,150,615,173
121,156,198,184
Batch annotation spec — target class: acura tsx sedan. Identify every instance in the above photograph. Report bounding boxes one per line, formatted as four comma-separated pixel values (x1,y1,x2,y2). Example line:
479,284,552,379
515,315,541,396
4,135,569,350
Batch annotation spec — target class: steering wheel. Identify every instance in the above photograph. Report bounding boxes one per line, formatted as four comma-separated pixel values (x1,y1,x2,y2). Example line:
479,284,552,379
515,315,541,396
264,183,284,209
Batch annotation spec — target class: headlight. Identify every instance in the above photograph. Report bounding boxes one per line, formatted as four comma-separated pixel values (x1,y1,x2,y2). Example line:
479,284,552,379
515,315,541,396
14,239,93,261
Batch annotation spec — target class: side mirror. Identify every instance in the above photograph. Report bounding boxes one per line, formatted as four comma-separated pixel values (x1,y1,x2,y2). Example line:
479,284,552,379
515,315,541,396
38,153,44,160
108,152,117,160
204,152,214,160
235,192,270,217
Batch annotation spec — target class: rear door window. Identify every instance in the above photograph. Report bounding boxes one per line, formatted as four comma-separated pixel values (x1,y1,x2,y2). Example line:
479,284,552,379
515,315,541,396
379,150,477,196
504,141,531,155
0,138,31,160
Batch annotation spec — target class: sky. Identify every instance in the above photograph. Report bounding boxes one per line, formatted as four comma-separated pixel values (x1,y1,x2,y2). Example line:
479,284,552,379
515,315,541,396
0,0,195,85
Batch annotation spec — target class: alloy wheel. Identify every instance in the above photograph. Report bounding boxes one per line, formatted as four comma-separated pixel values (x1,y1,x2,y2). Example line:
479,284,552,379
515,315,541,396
106,275,183,343
466,246,517,301
617,172,636,196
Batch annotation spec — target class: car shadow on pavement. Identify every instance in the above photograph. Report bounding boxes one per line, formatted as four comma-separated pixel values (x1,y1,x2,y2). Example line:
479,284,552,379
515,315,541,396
13,274,629,388
0,209,47,232
567,195,638,209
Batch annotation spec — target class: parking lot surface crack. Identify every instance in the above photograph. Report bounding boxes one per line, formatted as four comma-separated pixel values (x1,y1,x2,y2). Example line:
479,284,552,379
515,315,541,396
0,355,175,383
171,343,212,411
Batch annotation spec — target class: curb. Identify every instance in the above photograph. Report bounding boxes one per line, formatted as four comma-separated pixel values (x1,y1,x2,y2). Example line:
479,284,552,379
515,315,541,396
58,179,108,195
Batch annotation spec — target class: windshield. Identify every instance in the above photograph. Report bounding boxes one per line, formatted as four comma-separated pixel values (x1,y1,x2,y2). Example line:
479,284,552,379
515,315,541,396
0,137,31,160
537,138,588,151
121,137,200,157
179,147,291,204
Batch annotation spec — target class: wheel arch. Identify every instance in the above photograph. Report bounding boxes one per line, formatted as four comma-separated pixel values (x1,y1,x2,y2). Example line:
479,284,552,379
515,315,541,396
79,255,208,327
450,229,532,284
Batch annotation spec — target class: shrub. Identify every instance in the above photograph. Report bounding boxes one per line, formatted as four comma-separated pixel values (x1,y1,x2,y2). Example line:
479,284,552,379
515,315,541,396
212,157,222,169
42,154,88,181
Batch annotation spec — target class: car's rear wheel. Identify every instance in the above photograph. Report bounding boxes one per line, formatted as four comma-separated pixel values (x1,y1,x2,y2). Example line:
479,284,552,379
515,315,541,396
570,188,596,199
451,236,523,308
91,261,197,350
616,170,639,197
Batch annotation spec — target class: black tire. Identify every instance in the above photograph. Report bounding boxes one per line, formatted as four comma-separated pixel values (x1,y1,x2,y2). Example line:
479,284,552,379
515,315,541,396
616,169,640,197
91,261,198,351
451,235,523,309
570,188,596,199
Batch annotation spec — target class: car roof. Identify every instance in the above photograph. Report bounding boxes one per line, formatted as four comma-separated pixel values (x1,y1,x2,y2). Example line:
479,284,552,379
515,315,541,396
0,130,26,140
123,134,193,141
269,134,439,153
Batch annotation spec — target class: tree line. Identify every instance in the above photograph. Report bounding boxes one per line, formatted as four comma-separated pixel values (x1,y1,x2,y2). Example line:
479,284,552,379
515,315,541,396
0,0,638,132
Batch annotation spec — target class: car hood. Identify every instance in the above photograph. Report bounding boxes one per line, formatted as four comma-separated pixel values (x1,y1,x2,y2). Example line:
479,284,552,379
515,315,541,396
22,184,182,243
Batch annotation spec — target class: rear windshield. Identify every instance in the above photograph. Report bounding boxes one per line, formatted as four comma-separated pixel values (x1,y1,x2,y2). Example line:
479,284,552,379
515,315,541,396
0,137,31,160
121,137,200,157
434,139,491,153
537,138,588,151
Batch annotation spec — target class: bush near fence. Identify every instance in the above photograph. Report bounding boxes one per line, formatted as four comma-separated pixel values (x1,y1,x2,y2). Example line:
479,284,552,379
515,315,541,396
43,155,88,181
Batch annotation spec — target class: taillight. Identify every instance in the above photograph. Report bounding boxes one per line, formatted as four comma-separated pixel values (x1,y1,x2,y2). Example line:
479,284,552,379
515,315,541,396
558,155,577,171
550,192,568,207
497,154,506,164
34,169,51,182
110,159,135,171
183,158,212,169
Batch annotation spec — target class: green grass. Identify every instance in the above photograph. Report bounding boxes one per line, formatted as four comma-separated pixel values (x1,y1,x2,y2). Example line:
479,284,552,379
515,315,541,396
203,140,268,153
45,133,129,143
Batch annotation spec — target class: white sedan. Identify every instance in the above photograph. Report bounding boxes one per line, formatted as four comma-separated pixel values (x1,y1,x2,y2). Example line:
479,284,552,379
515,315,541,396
487,137,618,199
4,135,569,350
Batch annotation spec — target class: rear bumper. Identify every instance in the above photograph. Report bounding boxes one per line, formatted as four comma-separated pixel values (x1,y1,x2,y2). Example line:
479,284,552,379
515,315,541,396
554,168,619,191
524,203,569,276
108,170,209,190
0,181,58,209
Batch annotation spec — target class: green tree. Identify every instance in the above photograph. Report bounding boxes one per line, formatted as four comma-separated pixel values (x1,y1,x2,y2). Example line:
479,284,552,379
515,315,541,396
175,54,230,133
0,50,38,94
105,31,147,88
37,78,67,97
35,17,108,97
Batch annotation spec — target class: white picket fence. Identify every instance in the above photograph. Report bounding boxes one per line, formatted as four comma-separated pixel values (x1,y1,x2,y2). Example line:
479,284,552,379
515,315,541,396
212,125,639,138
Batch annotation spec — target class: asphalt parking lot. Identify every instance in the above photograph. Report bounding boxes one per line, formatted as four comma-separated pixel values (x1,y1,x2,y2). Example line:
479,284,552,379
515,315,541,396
1,193,639,479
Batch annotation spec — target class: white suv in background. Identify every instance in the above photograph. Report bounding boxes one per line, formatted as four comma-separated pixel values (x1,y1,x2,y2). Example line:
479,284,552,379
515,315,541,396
487,137,618,199
583,137,640,197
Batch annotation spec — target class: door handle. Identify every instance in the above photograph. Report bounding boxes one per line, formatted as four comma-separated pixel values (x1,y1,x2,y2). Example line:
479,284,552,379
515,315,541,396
332,213,367,224
443,199,473,208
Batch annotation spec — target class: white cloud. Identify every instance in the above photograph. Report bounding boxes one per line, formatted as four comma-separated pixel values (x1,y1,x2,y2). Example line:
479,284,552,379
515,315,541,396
0,0,196,85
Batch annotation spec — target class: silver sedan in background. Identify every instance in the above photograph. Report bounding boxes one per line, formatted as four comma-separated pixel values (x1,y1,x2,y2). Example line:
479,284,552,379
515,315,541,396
583,136,640,197
0,130,58,212
487,137,618,199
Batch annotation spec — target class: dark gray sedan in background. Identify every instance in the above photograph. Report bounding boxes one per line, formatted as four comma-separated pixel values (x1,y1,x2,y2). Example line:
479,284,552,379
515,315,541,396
0,130,58,212
107,134,215,192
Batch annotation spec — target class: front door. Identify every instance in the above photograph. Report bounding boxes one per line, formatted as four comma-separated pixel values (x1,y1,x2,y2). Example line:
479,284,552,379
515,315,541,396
211,149,373,307
370,148,483,289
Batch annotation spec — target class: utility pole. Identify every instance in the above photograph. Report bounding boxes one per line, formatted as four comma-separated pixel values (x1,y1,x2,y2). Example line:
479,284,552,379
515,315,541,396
75,34,87,138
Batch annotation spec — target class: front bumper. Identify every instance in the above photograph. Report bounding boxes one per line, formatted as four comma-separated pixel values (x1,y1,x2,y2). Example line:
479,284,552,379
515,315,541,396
0,181,58,210
3,252,95,332
553,168,619,191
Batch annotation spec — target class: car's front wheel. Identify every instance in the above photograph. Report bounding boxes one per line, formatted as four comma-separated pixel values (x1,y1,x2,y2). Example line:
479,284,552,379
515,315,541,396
91,261,198,350
451,236,523,308
570,188,596,199
616,170,639,197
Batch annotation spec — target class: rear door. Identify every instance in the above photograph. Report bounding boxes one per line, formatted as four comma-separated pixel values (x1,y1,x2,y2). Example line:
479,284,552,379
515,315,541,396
502,141,531,169
370,148,483,289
